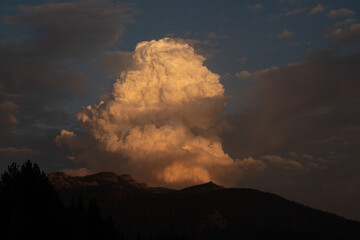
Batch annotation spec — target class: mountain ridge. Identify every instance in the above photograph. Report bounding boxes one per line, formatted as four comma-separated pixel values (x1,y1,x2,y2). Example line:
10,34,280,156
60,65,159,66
48,171,360,240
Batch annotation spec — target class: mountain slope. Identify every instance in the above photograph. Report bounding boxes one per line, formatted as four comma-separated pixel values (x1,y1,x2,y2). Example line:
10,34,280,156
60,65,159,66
48,172,360,240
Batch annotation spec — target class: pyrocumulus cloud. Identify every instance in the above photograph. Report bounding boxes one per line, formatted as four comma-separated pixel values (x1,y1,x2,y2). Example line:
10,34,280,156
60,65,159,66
55,38,264,187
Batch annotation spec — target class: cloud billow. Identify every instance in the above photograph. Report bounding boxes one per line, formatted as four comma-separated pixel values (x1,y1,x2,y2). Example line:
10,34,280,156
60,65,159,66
56,38,259,187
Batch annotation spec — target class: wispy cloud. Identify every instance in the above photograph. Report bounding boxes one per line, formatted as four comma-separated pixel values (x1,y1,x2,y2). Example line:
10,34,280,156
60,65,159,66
0,147,36,156
325,18,360,46
285,8,308,16
262,155,305,170
277,29,294,39
247,3,263,13
236,70,252,79
332,23,360,46
308,4,324,15
328,8,355,18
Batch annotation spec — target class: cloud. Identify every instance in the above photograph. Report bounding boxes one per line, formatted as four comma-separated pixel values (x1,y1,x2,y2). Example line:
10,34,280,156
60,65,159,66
285,8,308,16
57,38,322,187
277,29,294,39
262,155,304,170
327,8,355,18
236,70,252,79
324,18,360,46
0,0,133,110
55,38,262,187
302,154,314,160
0,101,19,128
252,66,280,77
247,4,263,13
333,18,357,28
236,157,267,175
97,50,135,77
3,1,133,59
308,4,324,15
223,49,360,163
330,22,360,46
221,49,360,219
0,147,36,157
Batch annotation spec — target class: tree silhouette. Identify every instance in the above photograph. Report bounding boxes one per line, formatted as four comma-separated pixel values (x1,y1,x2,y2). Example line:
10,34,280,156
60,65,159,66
0,160,121,240
0,160,64,238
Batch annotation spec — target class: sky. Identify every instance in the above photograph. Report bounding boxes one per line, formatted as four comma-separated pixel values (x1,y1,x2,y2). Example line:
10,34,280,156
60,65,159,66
1,0,360,220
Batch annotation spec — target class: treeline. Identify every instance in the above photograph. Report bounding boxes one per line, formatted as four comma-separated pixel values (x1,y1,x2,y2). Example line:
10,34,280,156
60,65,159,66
0,160,122,240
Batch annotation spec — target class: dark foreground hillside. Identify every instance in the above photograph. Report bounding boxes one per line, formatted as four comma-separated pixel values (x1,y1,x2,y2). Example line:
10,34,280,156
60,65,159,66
49,171,360,240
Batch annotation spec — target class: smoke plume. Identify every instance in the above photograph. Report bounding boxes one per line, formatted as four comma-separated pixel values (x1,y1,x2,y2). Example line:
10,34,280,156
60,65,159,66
56,38,262,187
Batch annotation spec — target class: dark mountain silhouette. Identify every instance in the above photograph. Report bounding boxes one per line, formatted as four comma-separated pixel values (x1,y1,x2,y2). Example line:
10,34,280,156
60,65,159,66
48,171,360,240
180,181,224,193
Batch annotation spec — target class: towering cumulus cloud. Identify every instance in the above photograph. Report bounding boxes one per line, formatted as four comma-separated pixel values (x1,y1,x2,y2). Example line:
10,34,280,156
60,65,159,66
56,38,262,187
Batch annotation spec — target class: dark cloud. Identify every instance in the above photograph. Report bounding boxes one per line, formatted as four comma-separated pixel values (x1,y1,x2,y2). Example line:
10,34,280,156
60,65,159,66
225,49,360,157
0,0,134,169
223,49,360,219
3,1,133,59
97,50,135,77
